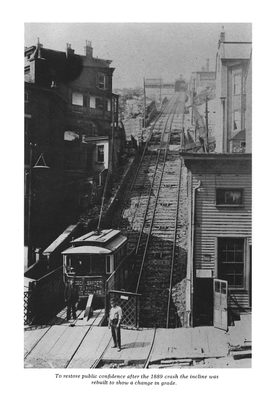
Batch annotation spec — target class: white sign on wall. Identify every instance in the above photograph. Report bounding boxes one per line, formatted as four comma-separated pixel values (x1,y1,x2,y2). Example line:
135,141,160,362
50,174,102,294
196,269,213,278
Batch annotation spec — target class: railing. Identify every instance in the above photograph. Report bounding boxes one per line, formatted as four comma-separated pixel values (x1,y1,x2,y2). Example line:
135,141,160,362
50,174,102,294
105,250,134,294
24,266,65,325
24,286,34,325
108,290,141,329
105,250,141,328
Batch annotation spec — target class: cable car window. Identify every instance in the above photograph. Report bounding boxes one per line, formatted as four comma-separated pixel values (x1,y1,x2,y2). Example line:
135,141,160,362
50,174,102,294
80,255,91,275
106,255,111,274
92,255,105,275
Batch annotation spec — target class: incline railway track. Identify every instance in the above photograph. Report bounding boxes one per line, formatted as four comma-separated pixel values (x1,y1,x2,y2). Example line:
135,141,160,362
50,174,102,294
109,91,188,328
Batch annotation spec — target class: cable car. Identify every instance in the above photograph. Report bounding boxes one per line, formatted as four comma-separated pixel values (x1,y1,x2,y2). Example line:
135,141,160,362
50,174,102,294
62,229,128,308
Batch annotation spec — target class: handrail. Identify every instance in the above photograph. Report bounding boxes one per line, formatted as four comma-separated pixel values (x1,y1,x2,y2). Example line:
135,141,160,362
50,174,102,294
35,265,63,282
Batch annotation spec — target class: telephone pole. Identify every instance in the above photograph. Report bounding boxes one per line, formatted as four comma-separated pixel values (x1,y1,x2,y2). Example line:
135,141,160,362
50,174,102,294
143,77,146,128
205,95,209,152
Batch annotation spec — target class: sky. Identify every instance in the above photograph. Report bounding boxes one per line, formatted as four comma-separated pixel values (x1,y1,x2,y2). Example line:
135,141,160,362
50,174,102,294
24,22,252,89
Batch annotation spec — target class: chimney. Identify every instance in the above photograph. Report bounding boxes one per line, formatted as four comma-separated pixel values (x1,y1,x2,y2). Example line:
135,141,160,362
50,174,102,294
206,58,209,71
84,40,93,58
37,38,43,58
66,43,75,58
37,37,43,48
220,26,225,43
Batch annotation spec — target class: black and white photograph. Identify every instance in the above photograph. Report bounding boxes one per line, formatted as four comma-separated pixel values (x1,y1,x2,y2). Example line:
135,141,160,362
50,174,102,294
3,5,262,407
23,20,252,371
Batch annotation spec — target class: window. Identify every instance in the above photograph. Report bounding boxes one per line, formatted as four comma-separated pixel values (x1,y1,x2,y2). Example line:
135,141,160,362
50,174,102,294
216,188,243,206
25,92,28,103
96,98,107,110
233,74,241,95
72,92,87,106
96,73,108,90
218,238,244,287
106,255,111,274
97,145,104,163
243,73,247,94
92,255,106,275
107,99,111,112
233,110,241,131
90,96,96,109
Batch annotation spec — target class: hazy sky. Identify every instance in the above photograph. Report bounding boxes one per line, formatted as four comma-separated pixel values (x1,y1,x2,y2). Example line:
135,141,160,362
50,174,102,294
25,23,251,89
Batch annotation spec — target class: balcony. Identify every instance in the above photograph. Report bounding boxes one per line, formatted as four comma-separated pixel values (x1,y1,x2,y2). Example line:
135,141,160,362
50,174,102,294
68,104,112,119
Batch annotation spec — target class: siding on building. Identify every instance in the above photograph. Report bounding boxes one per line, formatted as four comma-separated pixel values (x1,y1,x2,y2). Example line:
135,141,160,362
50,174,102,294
182,153,252,314
194,171,251,270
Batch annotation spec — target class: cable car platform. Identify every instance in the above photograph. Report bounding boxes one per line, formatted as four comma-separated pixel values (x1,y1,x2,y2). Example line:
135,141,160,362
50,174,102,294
24,309,251,368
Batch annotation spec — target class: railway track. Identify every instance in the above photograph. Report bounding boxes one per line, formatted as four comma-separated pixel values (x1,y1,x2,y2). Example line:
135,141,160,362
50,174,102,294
110,91,188,328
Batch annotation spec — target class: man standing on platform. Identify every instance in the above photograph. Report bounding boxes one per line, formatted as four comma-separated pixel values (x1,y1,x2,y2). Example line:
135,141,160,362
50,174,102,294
108,298,122,351
64,277,79,321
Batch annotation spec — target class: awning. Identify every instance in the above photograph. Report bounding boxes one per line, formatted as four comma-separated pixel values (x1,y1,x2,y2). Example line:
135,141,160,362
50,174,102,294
62,246,111,255
231,129,246,141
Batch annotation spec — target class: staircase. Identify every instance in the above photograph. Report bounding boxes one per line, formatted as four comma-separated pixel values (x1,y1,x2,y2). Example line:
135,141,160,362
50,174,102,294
227,313,252,360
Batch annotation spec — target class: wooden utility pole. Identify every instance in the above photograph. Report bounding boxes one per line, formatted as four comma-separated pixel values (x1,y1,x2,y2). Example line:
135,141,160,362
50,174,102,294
205,95,209,153
27,143,34,267
143,77,146,128
160,77,162,106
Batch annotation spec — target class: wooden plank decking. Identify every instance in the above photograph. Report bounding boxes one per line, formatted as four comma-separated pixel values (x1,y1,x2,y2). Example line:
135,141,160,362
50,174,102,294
68,327,111,368
24,325,90,368
24,313,250,368
102,328,155,364
148,327,229,364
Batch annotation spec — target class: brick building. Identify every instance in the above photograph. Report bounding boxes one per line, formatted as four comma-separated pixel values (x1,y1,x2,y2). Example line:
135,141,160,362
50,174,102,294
25,40,124,266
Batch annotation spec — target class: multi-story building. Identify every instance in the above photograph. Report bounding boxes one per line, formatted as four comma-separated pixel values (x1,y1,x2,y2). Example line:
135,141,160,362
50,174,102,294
190,59,216,95
180,29,252,329
214,29,252,153
181,153,252,328
25,40,123,266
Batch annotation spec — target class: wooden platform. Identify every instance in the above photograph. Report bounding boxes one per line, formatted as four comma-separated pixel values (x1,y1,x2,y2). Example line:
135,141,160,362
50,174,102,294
148,327,229,364
24,325,90,368
101,328,155,364
24,308,106,368
68,327,111,368
24,312,251,368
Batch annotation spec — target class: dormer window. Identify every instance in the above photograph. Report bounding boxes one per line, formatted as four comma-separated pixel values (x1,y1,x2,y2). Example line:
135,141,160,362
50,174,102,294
96,73,108,90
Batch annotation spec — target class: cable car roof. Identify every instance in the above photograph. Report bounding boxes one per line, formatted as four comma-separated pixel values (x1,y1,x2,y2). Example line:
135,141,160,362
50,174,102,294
62,246,112,255
62,229,127,255
70,229,123,246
